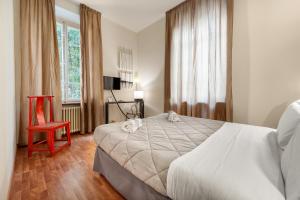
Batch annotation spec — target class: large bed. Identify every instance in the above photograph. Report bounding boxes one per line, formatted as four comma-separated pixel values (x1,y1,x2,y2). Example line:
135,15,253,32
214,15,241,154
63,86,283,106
93,113,286,200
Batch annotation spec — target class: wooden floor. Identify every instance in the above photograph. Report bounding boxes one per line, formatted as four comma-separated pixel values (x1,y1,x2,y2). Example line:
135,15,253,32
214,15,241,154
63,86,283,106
9,134,124,200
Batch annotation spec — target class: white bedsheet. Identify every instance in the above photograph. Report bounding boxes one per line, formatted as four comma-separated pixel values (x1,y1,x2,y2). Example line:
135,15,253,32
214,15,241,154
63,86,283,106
167,123,285,200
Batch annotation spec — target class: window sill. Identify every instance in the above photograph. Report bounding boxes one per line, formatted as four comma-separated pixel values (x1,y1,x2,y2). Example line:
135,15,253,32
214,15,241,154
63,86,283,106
62,102,80,106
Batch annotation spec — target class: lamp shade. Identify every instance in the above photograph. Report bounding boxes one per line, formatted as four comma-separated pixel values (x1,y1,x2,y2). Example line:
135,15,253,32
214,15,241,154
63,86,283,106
134,91,144,99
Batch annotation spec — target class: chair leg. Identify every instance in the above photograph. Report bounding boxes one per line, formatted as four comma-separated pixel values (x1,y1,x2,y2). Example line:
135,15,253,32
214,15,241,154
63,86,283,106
28,130,33,157
47,131,55,156
66,123,71,145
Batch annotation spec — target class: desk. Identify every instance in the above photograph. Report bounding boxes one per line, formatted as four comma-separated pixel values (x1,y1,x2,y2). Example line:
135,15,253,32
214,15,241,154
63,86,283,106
105,100,144,124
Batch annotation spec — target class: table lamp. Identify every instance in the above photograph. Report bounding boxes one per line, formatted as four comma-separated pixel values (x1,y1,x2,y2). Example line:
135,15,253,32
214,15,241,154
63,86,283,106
134,91,144,100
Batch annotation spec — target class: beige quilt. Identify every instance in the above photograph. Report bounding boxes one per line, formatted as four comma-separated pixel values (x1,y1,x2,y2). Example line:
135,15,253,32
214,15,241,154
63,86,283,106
93,114,224,196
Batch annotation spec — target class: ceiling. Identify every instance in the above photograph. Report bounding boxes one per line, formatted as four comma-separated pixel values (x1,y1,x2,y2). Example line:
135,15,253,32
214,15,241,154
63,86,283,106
69,0,185,32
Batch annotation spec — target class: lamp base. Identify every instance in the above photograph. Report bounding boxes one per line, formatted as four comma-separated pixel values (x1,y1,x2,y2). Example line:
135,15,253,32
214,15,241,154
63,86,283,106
134,99,144,118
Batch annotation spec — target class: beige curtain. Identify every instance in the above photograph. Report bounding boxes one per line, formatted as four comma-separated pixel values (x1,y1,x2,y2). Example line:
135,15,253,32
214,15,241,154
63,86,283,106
80,4,104,133
165,0,233,121
19,0,62,145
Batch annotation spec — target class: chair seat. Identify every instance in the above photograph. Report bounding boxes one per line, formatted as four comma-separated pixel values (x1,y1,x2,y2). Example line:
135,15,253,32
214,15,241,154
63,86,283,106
28,121,70,131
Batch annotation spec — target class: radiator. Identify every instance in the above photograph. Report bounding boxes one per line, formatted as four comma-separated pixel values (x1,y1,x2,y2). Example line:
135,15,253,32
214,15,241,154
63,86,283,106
62,105,81,134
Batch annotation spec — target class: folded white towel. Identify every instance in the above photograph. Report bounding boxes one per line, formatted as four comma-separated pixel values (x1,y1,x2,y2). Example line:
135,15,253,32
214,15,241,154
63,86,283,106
168,111,181,122
135,118,143,128
121,120,136,133
121,118,143,133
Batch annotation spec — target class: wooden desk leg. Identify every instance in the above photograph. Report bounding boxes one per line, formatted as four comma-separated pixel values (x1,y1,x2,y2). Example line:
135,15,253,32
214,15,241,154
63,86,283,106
139,100,144,118
105,103,109,124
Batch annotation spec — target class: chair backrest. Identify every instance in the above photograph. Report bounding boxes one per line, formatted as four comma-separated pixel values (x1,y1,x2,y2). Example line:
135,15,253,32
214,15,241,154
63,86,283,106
28,96,54,126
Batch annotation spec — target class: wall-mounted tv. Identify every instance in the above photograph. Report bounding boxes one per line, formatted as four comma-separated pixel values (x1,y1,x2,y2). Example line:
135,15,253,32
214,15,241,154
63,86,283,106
103,76,121,90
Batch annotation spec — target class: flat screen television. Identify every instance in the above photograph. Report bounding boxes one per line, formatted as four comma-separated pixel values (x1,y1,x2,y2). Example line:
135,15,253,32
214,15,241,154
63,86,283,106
103,76,121,90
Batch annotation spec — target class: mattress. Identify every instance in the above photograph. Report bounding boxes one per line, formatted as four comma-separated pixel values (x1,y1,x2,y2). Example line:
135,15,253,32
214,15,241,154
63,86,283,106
93,113,224,196
94,147,170,200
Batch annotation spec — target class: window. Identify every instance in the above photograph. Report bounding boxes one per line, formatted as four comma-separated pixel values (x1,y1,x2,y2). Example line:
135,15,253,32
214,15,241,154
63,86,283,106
170,1,227,108
56,21,81,103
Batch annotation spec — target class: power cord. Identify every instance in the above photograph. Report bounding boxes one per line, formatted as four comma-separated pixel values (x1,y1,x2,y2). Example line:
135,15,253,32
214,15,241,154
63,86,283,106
110,90,129,120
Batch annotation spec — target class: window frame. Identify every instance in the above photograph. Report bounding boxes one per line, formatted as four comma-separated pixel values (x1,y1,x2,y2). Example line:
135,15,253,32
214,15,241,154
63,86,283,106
56,18,81,104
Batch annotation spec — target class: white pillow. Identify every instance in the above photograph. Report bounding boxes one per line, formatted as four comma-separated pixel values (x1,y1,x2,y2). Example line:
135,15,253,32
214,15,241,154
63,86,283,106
277,100,300,150
281,124,300,200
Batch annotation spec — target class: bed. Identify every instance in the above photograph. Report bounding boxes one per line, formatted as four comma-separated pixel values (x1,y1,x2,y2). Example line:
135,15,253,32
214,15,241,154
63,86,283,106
93,113,286,200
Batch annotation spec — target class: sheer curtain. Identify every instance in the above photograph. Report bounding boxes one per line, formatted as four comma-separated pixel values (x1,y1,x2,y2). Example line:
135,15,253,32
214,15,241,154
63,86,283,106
165,0,233,121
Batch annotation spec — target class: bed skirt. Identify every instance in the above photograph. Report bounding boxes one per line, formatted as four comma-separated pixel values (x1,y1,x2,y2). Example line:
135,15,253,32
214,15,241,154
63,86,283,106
93,147,171,200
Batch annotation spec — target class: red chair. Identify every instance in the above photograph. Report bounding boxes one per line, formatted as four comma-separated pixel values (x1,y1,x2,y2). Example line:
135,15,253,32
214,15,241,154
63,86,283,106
27,96,71,157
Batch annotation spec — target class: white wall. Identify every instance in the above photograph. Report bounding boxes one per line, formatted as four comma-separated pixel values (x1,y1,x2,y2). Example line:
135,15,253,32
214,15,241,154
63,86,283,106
14,0,20,144
102,18,138,122
0,0,17,199
137,19,165,117
232,0,300,128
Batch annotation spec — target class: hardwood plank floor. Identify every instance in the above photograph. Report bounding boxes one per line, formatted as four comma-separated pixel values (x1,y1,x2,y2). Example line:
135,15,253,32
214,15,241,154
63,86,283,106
9,134,124,200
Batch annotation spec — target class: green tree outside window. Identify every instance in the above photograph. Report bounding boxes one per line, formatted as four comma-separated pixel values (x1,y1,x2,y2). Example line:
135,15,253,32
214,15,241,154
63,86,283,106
56,22,81,102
